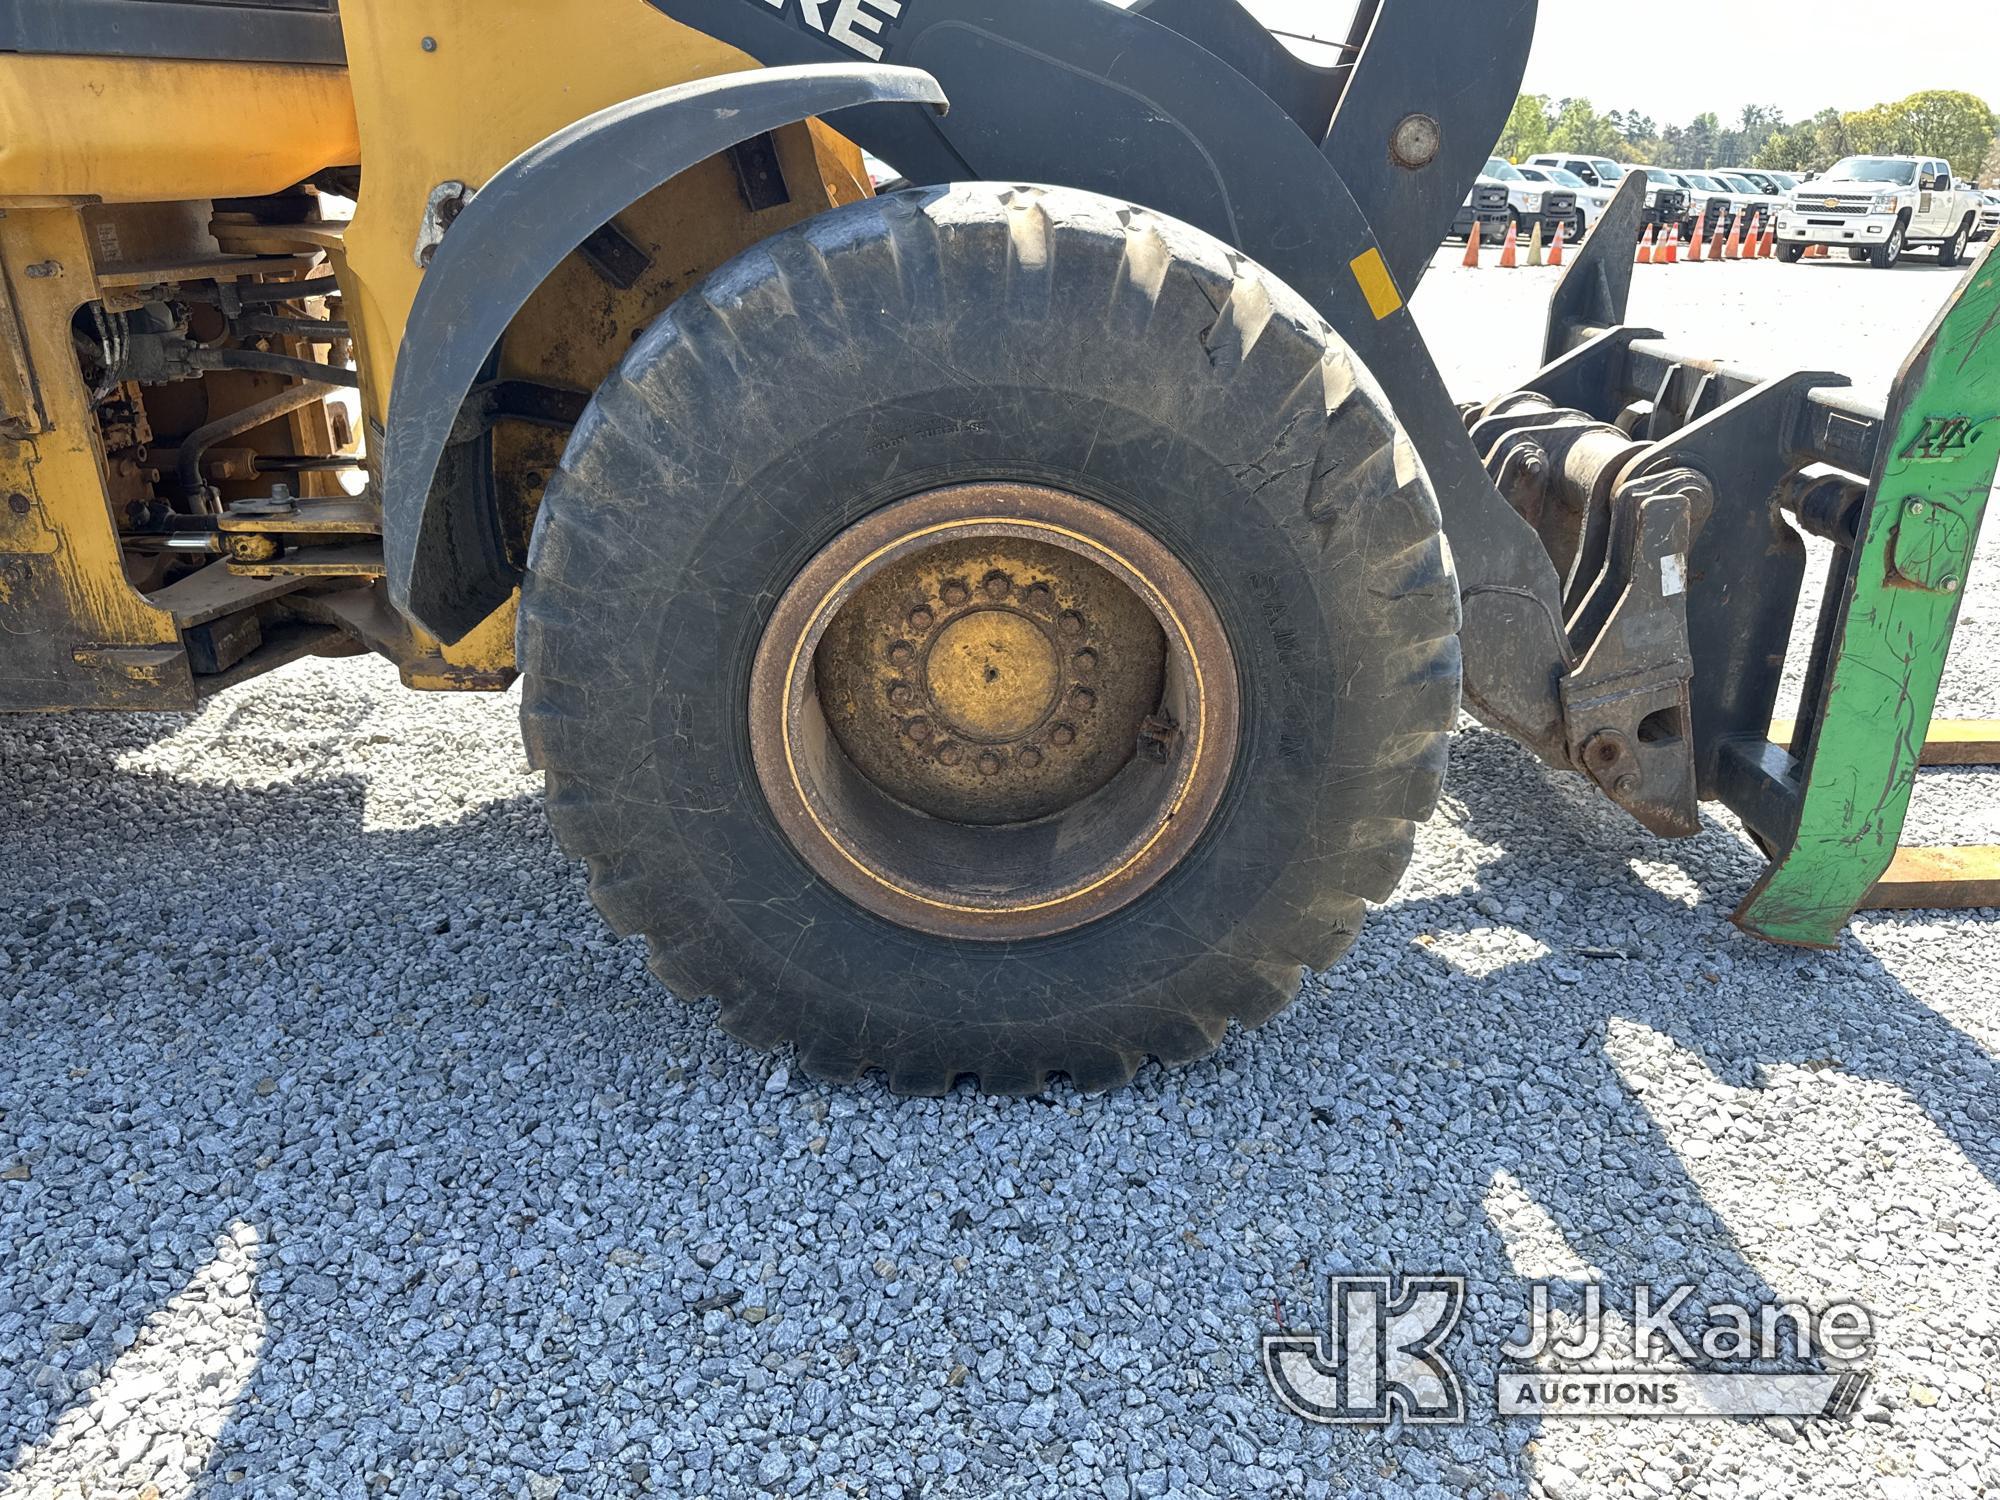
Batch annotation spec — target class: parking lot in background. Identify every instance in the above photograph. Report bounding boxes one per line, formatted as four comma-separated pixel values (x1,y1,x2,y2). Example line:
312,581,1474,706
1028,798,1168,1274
2,248,1997,1498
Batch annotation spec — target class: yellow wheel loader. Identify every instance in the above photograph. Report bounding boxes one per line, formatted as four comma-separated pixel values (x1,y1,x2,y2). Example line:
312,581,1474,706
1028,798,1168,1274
3,1,1996,1092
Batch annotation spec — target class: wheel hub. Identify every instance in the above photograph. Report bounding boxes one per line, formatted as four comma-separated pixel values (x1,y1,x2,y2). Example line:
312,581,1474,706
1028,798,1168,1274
813,532,1167,826
750,483,1237,940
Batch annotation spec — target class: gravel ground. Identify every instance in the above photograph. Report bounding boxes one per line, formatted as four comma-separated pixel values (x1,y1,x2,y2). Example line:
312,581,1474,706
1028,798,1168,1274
3,246,1998,1499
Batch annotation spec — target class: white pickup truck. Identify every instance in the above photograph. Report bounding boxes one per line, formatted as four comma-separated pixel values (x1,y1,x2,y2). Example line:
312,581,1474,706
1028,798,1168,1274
1775,155,1984,268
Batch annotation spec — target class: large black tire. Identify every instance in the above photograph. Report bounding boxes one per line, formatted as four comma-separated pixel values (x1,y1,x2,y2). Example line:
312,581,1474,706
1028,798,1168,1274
1870,218,1906,269
518,184,1460,1094
1776,242,1805,264
1937,215,1974,269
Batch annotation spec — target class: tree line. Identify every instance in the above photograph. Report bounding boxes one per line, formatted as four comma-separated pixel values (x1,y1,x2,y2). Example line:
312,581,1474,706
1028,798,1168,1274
1497,91,1998,180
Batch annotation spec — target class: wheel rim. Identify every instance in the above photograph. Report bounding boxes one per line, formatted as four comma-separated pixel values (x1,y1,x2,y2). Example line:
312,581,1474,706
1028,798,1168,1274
1888,228,1903,260
749,484,1239,941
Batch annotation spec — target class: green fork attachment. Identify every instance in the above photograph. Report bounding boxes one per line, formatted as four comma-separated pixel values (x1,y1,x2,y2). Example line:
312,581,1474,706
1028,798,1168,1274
1470,172,2000,947
1733,247,2000,944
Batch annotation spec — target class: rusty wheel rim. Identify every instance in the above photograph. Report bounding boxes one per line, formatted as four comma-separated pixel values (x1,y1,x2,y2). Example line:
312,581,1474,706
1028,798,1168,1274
749,484,1238,941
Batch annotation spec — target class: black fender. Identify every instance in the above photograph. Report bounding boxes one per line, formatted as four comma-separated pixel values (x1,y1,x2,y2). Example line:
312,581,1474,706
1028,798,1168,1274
383,62,948,642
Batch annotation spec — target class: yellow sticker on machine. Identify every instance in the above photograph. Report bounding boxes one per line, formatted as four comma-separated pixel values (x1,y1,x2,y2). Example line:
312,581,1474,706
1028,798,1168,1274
1349,247,1404,320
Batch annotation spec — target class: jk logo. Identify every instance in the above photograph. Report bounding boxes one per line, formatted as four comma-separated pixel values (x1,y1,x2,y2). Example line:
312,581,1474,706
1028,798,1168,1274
1263,1275,1467,1425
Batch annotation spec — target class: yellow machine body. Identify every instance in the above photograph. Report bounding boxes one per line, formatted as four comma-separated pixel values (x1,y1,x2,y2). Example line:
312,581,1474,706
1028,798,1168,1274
0,1,870,709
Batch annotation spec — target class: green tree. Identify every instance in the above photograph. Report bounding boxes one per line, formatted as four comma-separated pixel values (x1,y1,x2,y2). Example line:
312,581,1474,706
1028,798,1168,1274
1754,129,1815,173
1718,104,1785,168
1843,103,1902,155
1808,107,1853,168
1889,90,1998,176
1609,109,1656,146
1547,98,1623,158
1681,112,1721,168
1497,94,1553,161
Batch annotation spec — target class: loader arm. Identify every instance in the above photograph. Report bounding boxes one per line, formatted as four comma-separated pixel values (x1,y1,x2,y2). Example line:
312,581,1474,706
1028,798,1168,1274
649,0,1579,761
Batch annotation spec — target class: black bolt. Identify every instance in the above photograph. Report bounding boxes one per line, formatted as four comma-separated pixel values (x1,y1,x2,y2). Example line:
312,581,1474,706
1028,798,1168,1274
7,493,28,516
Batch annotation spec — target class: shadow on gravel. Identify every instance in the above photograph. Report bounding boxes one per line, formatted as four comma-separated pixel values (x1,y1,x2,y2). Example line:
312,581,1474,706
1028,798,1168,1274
1426,727,2000,1192
2,698,1994,1497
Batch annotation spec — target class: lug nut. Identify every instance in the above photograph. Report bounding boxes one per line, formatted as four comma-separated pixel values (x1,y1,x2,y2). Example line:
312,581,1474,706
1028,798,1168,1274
1019,748,1043,770
888,641,914,667
906,718,932,742
1071,688,1096,711
938,743,963,766
1073,649,1098,675
1058,611,1086,637
1024,584,1054,610
978,751,1003,776
889,685,917,708
983,572,1012,599
1051,724,1076,747
941,581,970,607
909,607,934,631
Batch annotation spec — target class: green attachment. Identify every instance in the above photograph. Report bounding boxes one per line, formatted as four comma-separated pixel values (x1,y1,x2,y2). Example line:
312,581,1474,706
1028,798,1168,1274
1735,244,2000,947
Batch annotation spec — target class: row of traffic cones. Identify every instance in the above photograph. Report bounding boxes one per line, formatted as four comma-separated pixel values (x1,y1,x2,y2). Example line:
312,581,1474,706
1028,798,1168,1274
1461,217,1566,270
1636,212,1777,264
1461,211,1782,270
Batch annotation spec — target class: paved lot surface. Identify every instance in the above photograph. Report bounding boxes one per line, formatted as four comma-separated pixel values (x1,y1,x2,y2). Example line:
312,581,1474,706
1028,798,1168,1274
3,245,1998,1499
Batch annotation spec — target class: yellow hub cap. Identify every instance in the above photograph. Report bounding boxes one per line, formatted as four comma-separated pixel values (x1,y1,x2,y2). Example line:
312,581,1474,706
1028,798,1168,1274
924,610,1063,743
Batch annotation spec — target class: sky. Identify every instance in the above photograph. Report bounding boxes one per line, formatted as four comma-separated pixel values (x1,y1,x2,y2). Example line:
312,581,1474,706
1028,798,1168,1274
1215,0,2000,126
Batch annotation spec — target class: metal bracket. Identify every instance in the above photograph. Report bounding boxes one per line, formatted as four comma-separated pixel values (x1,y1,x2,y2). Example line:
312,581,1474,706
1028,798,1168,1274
414,181,474,270
1559,469,1703,837
1886,496,1972,595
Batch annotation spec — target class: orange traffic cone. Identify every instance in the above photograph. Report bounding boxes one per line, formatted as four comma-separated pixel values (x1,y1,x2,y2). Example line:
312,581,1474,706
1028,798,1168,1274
1758,216,1776,258
1636,224,1656,264
1659,223,1680,264
1688,216,1705,261
1708,220,1727,261
1526,220,1545,267
1498,217,1520,269
1462,220,1482,268
1548,219,1566,267
1724,215,1744,260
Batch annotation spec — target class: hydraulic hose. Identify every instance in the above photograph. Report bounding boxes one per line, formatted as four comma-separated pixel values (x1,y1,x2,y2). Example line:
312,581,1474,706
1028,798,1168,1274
176,382,342,504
